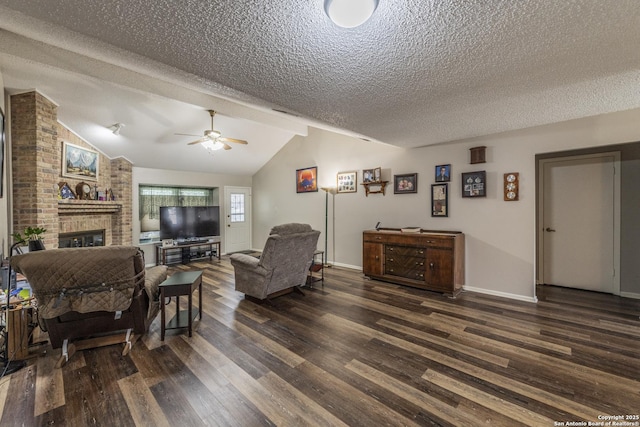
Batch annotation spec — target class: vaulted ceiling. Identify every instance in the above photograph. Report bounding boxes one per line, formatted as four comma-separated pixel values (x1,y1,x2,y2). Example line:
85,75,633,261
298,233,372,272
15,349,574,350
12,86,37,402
1,1,639,174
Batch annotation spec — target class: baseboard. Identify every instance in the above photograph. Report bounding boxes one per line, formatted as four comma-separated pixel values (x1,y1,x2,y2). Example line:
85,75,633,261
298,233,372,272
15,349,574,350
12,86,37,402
620,291,640,300
327,261,362,271
463,285,538,303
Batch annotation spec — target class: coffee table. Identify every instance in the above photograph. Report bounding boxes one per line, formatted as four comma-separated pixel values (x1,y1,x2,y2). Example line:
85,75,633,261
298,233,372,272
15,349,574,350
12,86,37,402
159,271,203,341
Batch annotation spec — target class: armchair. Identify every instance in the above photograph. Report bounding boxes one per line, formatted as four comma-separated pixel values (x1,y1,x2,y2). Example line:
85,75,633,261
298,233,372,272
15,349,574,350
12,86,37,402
230,223,320,300
11,246,167,366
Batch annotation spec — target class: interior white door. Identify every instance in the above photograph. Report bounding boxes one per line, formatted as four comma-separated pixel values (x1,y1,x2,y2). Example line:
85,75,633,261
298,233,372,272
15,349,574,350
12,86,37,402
542,154,617,292
224,186,252,254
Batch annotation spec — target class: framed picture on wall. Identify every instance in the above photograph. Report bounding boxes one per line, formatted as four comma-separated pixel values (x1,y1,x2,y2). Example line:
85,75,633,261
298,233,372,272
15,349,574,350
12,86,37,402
62,141,99,181
337,171,357,193
435,164,451,182
362,167,381,183
461,171,486,197
296,166,318,193
394,173,417,194
431,183,448,217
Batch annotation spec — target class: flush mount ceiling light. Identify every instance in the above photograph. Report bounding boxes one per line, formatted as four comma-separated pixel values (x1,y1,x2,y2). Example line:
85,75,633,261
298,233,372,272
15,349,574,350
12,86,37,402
108,123,124,135
324,0,379,28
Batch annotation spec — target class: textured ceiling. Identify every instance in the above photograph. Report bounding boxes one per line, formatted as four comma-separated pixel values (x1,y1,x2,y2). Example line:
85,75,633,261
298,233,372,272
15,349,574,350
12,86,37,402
1,0,640,173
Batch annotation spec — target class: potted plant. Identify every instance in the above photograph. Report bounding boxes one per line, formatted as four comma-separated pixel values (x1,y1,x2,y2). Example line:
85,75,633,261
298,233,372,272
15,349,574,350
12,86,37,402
12,226,47,251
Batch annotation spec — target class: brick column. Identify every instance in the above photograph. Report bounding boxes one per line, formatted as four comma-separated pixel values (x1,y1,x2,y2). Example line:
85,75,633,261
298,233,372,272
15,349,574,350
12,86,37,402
11,91,59,248
110,157,133,245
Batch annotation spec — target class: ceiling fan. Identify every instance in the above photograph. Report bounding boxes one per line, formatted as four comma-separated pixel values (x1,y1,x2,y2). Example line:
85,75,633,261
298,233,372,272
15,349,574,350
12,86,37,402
179,110,248,151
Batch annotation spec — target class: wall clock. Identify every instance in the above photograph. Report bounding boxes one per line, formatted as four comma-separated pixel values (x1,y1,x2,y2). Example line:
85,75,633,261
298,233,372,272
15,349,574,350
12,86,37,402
503,173,519,201
76,181,92,200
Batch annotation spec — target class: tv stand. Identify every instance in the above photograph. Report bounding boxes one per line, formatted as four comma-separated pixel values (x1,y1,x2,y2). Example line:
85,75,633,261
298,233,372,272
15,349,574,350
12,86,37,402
177,239,208,246
155,237,221,265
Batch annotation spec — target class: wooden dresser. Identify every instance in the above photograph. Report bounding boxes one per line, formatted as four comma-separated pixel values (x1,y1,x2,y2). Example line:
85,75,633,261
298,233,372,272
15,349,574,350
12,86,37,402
363,228,465,297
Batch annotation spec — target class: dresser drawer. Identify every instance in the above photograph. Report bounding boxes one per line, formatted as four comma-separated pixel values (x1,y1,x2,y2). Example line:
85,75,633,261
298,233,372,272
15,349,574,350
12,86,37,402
385,245,426,257
384,264,426,281
419,237,454,249
386,253,425,268
364,231,453,248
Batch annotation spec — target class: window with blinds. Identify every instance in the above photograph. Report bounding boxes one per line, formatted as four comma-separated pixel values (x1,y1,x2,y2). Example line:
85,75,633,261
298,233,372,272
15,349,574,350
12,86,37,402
139,185,215,240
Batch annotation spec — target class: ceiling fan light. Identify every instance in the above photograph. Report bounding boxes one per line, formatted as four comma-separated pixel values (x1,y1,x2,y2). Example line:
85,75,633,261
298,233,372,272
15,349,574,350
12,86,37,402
201,140,225,152
324,0,378,28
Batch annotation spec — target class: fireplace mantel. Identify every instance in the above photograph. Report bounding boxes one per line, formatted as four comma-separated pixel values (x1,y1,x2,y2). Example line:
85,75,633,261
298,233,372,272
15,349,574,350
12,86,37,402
58,200,123,215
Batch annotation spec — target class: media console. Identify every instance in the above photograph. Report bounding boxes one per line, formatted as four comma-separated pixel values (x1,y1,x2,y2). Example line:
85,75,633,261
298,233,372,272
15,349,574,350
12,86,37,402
155,237,221,266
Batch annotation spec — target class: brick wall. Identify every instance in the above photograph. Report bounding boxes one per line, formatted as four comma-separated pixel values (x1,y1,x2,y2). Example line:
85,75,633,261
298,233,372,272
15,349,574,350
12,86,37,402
110,157,133,245
10,91,133,247
11,92,59,248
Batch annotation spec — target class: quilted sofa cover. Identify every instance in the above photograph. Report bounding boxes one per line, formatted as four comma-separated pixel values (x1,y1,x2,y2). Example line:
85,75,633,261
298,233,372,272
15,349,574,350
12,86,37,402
11,246,168,348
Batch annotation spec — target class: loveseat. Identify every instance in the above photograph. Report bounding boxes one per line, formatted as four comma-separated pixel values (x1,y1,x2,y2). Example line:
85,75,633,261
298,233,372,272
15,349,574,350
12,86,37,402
230,223,320,300
11,246,167,365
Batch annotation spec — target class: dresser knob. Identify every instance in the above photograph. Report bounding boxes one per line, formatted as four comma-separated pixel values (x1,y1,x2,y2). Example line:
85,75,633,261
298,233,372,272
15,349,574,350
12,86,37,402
389,247,394,251
429,262,435,270
416,262,423,266
388,258,394,262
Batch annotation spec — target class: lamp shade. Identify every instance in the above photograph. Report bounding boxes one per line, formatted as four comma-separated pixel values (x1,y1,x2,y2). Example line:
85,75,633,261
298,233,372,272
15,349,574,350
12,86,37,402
325,0,379,28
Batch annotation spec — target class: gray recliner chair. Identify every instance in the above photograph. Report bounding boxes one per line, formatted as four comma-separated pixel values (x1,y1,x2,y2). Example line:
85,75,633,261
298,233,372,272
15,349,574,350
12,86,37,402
230,223,320,300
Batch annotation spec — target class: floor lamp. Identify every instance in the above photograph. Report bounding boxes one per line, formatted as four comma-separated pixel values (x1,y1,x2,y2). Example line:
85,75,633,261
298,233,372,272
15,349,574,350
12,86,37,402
320,187,336,267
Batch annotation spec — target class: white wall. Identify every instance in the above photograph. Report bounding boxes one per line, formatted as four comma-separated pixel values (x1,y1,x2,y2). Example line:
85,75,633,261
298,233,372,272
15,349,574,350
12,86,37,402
133,166,252,263
252,108,640,301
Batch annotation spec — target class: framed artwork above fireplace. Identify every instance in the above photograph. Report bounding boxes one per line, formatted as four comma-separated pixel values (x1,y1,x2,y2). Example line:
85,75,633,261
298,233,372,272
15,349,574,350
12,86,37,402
62,141,99,181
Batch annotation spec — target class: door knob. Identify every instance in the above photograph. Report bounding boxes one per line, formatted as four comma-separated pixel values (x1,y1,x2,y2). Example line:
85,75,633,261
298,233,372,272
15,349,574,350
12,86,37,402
545,227,556,232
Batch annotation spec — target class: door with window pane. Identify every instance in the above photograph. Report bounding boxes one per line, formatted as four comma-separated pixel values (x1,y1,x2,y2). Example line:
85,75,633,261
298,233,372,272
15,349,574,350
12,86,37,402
224,186,251,253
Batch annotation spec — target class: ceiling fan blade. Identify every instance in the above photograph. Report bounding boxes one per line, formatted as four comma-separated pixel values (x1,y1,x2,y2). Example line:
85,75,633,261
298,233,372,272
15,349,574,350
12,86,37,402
175,132,200,137
223,143,232,150
219,137,248,145
187,138,206,145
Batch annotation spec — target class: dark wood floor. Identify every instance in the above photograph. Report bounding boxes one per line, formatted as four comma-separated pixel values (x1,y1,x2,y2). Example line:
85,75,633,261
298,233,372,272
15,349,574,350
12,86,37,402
1,257,639,426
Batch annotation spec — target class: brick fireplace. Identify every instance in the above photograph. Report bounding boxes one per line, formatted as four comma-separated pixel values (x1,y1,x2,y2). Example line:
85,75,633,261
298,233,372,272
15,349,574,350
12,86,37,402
10,91,133,248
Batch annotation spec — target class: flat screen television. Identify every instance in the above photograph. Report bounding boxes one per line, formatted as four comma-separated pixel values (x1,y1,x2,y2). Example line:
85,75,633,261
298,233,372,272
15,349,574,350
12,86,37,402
159,206,220,240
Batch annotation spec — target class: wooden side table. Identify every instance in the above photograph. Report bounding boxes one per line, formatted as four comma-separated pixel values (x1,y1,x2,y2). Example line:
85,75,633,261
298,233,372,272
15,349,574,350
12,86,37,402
307,250,324,288
7,305,34,360
159,271,203,341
